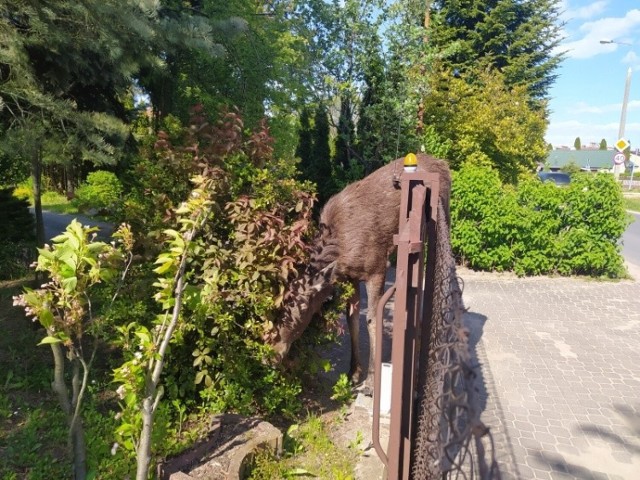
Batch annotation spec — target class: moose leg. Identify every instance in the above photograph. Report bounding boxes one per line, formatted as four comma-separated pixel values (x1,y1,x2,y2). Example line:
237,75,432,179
346,280,362,383
363,273,386,391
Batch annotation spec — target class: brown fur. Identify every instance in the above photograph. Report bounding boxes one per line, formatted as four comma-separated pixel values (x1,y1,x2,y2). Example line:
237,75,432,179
269,154,452,384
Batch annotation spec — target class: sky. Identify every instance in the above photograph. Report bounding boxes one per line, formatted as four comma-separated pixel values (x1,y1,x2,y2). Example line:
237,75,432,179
546,1,640,148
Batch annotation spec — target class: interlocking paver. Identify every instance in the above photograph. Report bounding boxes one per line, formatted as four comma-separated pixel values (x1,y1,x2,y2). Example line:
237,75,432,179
462,268,640,479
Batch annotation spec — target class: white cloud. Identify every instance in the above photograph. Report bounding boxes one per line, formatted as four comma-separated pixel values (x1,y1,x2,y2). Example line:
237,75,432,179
562,1,609,21
621,51,640,70
545,119,640,147
572,99,640,114
558,9,640,60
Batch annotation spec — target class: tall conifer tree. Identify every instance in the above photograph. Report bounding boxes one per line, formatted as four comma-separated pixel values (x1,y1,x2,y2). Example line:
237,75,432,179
429,0,565,104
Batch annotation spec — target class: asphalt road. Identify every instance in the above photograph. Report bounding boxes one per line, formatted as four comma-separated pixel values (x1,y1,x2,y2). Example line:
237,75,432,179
622,212,640,270
35,209,113,242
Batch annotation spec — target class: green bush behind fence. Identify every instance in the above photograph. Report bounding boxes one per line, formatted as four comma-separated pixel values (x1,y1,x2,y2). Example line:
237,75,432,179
451,163,629,277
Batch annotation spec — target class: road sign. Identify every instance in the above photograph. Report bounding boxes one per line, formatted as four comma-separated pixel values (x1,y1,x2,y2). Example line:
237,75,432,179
615,138,630,152
614,153,626,165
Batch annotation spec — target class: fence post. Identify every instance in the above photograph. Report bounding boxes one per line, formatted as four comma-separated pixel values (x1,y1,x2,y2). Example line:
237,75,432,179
373,168,438,480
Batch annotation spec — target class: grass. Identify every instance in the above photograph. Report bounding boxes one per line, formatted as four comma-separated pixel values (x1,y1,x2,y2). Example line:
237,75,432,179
12,182,79,215
39,191,79,215
624,196,640,212
0,279,135,479
0,278,71,479
247,415,358,480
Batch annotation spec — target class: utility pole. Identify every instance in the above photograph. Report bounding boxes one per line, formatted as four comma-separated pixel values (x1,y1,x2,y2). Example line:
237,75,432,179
601,40,634,180
619,67,632,140
615,67,632,180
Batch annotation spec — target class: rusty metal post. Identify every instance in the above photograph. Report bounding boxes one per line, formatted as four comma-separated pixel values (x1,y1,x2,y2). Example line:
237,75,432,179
371,170,438,480
373,284,396,468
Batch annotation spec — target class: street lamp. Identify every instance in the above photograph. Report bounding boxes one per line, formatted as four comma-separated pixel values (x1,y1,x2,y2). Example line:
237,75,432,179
600,39,633,46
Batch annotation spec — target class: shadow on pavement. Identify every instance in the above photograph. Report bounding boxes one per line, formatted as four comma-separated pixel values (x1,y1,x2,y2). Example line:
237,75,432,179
531,401,640,478
464,311,489,415
464,309,521,478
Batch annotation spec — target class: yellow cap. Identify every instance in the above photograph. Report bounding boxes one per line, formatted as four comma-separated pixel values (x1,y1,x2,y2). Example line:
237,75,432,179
404,153,417,167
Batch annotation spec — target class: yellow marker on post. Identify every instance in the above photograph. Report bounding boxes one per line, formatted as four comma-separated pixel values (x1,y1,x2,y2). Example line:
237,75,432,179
404,153,417,172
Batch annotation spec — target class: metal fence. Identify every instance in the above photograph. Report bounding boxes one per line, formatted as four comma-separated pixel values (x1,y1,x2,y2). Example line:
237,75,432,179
372,169,500,480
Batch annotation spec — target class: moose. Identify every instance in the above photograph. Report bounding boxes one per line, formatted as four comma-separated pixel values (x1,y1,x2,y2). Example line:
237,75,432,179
267,153,452,388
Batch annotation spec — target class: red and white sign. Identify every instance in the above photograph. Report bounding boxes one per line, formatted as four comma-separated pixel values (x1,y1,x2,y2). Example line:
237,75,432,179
613,153,626,165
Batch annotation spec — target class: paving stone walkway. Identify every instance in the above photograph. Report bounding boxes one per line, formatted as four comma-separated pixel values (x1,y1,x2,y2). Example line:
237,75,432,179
462,269,640,480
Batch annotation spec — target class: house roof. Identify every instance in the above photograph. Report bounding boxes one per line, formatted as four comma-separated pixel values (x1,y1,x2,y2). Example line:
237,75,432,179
546,149,617,169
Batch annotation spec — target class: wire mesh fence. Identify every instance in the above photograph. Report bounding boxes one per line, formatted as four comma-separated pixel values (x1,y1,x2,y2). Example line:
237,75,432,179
411,201,500,480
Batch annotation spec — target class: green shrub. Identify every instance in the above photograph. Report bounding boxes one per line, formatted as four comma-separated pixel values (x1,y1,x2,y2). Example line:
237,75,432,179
0,188,36,279
113,108,325,431
0,241,35,280
12,182,32,202
451,163,628,277
1,188,35,243
74,170,123,214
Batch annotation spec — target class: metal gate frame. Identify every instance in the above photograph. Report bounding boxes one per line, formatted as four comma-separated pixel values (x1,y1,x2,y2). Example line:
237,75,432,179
372,169,440,480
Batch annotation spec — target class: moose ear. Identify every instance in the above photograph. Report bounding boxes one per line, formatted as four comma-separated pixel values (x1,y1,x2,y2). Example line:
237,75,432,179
311,261,337,291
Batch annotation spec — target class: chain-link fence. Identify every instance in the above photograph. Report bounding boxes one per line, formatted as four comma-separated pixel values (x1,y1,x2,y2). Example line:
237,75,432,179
411,201,500,480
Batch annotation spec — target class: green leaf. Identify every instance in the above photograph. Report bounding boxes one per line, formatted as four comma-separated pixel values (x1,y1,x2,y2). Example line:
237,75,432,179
87,242,108,253
135,330,151,345
153,260,175,274
37,248,55,261
39,310,55,329
62,276,78,293
69,219,85,241
50,233,68,243
58,251,78,274
38,336,62,346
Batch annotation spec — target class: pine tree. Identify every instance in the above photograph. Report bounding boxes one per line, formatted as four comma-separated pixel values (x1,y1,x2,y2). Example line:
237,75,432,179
335,96,356,170
296,107,314,178
311,104,334,206
574,137,582,150
295,103,334,207
429,0,565,104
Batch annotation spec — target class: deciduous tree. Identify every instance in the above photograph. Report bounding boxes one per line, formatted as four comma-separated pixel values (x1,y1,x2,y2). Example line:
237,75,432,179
423,67,547,183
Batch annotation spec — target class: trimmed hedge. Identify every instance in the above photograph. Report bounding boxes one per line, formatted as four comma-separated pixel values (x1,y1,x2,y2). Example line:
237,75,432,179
451,163,629,277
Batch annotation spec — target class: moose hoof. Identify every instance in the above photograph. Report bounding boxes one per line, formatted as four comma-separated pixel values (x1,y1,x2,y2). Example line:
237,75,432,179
355,383,373,397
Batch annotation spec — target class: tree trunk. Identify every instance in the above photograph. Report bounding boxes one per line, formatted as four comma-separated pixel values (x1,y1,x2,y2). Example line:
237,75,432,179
416,2,432,136
65,164,75,200
136,395,155,480
50,343,71,416
70,360,87,480
49,344,87,479
32,147,45,248
135,238,191,480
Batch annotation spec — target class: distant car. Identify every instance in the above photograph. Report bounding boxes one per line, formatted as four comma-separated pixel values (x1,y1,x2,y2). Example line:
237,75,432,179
537,171,571,186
